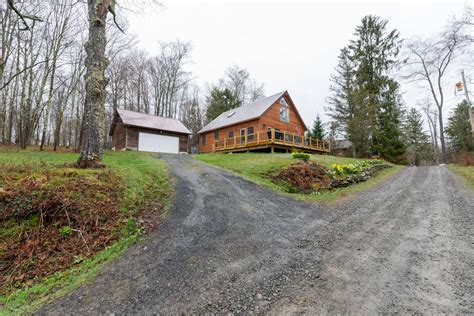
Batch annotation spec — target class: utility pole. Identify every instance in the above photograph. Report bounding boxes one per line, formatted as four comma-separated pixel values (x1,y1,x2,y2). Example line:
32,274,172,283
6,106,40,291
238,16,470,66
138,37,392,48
461,70,474,137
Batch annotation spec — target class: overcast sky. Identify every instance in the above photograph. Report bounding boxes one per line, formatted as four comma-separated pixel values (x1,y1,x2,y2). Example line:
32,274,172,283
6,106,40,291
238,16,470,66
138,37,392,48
126,0,472,128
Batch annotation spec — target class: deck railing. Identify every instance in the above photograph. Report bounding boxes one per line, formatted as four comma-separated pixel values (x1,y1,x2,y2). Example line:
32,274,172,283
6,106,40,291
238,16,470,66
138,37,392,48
212,128,330,153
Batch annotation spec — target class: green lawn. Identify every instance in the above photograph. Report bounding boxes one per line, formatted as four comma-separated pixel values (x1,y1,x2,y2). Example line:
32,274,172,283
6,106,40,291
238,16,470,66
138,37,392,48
447,165,474,191
0,148,172,314
194,153,404,203
0,148,171,208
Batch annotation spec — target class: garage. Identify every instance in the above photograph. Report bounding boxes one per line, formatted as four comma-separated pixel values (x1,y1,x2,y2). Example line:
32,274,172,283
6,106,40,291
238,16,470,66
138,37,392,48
110,109,191,153
138,132,179,154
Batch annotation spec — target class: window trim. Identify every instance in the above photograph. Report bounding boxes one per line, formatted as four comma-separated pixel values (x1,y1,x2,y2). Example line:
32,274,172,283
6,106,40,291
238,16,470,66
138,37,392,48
247,126,255,141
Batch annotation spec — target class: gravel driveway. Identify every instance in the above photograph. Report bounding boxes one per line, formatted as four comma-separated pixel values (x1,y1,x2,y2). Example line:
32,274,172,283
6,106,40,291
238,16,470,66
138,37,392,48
39,155,473,314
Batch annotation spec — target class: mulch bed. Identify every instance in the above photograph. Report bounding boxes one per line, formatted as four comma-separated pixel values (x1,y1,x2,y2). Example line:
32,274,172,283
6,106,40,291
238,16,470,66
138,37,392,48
268,161,332,193
0,163,163,295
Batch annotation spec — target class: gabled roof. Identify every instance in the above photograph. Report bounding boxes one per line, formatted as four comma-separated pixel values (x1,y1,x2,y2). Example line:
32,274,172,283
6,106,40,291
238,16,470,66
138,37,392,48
113,109,191,135
199,91,287,133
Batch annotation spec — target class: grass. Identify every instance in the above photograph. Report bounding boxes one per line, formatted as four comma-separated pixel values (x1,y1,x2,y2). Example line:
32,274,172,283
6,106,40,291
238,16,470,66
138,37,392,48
0,149,172,214
0,148,172,314
447,164,474,191
194,153,404,203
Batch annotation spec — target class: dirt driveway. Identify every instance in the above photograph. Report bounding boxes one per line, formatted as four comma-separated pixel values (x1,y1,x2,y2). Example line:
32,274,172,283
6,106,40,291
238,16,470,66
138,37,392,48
39,155,473,314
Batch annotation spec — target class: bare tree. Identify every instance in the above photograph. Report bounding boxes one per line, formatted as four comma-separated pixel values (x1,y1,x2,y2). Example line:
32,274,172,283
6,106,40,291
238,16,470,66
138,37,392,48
219,64,264,104
419,97,439,163
404,24,469,162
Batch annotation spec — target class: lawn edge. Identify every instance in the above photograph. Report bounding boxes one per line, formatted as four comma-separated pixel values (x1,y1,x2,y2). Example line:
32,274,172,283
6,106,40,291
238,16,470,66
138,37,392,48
446,164,474,192
193,155,405,204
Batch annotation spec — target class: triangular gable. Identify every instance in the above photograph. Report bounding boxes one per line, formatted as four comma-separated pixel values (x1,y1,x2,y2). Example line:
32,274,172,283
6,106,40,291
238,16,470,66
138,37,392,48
260,91,308,131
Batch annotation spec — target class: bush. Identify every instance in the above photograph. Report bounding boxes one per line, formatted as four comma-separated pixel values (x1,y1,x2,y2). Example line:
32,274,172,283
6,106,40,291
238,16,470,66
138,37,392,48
292,152,310,162
329,159,383,177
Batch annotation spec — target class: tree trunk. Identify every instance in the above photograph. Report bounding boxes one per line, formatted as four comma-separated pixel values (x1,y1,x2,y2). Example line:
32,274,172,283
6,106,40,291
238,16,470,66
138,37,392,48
76,1,109,168
437,107,446,163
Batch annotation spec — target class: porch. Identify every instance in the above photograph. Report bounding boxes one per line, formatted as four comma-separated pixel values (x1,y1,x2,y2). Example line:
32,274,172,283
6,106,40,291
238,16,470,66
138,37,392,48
212,128,330,154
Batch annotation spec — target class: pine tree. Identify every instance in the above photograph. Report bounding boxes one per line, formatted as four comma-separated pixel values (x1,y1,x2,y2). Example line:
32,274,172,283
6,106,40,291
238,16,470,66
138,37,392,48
445,100,474,151
205,87,241,122
404,108,432,165
327,15,405,161
349,15,405,161
311,114,325,140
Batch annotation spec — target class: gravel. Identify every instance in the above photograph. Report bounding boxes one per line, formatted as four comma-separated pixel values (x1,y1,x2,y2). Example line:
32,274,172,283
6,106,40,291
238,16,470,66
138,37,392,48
38,156,474,314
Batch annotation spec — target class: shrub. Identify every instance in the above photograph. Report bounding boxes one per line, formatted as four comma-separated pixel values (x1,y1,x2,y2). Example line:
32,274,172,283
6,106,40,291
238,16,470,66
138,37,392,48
292,152,310,162
329,159,383,177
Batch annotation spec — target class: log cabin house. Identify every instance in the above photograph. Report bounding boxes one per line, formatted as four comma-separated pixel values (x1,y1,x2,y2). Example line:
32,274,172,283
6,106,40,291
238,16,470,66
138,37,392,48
110,109,191,154
198,91,330,154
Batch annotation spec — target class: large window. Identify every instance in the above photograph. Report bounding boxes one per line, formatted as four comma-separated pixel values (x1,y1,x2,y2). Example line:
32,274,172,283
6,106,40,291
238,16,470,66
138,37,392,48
201,133,206,145
247,126,254,141
280,98,289,123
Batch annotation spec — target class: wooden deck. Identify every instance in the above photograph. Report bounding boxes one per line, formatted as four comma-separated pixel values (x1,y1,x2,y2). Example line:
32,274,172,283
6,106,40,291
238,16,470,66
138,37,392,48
212,129,330,153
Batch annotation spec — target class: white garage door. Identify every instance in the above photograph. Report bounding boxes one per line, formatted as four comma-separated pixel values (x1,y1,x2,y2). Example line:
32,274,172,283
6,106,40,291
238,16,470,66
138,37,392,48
138,132,179,154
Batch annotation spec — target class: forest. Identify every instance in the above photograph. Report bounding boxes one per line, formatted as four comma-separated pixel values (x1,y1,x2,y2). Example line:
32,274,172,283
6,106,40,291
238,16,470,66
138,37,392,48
0,1,473,166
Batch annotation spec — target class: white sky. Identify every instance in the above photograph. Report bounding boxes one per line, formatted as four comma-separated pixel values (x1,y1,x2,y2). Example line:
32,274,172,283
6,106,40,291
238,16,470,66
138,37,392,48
126,0,472,128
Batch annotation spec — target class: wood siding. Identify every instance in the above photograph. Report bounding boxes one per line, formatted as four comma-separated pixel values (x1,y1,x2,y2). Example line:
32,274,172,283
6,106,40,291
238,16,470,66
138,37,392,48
198,96,308,153
258,101,306,136
112,117,127,150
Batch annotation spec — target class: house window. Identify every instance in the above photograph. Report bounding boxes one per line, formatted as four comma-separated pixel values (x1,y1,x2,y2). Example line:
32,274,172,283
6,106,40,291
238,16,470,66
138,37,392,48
247,126,254,141
280,105,289,123
214,130,219,140
275,128,284,140
201,133,206,145
240,128,246,143
280,97,288,106
228,130,234,139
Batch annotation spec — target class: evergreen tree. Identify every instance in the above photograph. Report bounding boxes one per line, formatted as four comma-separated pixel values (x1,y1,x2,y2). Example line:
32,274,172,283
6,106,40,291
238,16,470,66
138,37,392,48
445,100,474,151
326,15,405,161
404,108,432,165
311,114,325,140
349,15,405,160
326,48,362,153
205,87,241,122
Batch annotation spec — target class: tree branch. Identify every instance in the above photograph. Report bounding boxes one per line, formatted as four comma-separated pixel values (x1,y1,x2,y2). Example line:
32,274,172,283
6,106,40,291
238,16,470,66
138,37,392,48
7,0,44,31
0,59,47,90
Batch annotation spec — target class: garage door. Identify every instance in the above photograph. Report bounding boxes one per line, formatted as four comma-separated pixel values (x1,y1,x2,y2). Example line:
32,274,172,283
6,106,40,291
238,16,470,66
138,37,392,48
138,132,179,154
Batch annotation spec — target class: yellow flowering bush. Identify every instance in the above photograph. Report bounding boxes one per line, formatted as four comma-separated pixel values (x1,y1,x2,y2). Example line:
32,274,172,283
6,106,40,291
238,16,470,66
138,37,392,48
329,159,383,177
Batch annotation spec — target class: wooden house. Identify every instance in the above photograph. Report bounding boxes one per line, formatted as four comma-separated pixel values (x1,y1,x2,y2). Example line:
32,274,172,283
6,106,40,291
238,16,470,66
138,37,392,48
110,109,191,154
197,91,330,154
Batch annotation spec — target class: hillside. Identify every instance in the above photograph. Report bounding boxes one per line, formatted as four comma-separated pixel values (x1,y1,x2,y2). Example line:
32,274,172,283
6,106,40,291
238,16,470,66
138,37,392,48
194,153,404,202
0,148,171,312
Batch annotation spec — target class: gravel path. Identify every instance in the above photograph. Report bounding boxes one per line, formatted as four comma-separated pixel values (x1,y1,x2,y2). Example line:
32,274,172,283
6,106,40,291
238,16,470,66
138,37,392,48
39,155,473,314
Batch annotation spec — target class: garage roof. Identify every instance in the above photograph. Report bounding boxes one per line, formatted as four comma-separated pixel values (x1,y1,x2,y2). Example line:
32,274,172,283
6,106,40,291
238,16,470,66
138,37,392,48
198,91,286,133
115,109,191,134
